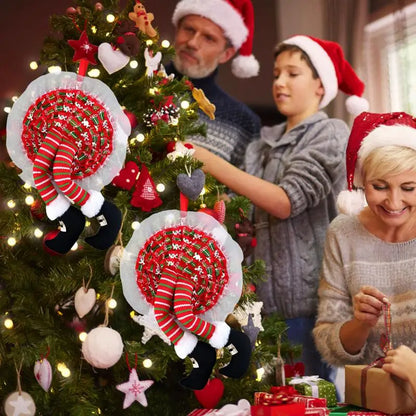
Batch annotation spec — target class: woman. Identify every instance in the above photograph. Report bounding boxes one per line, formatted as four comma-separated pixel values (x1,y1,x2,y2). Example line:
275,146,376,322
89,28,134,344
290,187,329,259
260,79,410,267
314,111,416,373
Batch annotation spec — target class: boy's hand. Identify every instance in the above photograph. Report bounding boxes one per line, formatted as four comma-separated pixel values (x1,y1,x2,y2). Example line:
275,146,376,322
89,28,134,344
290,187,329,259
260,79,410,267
383,345,416,382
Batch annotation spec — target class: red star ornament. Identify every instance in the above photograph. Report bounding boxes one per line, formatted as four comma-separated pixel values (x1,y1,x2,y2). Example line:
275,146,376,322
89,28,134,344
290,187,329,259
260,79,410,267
68,30,98,65
116,368,154,408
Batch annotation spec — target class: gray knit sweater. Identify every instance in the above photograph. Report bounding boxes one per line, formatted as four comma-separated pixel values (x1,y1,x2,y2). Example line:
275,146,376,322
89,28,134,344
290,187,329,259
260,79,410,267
244,112,349,317
314,214,416,367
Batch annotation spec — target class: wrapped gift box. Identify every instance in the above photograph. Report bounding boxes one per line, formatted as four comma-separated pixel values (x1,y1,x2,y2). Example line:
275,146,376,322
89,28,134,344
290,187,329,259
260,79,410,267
292,395,327,408
288,376,337,407
187,410,217,416
344,365,416,414
251,402,306,416
305,407,330,415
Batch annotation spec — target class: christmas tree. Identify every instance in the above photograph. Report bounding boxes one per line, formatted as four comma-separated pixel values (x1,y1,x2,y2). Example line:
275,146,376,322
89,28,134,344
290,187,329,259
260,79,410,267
0,1,295,414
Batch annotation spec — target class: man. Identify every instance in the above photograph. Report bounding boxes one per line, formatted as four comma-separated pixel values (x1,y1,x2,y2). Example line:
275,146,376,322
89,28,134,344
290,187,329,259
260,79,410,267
168,0,261,167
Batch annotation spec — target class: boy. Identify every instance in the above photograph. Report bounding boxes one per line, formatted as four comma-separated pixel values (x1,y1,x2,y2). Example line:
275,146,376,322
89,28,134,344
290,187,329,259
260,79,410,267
192,35,368,377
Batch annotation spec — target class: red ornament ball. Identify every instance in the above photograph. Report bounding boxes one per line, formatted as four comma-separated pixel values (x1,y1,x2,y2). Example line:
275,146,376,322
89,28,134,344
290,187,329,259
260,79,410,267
123,110,138,129
30,199,46,221
66,7,78,16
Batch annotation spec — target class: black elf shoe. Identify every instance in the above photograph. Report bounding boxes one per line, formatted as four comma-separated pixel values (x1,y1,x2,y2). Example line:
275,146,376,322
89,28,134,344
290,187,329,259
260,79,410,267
84,200,122,250
44,206,85,255
180,341,217,390
219,329,251,378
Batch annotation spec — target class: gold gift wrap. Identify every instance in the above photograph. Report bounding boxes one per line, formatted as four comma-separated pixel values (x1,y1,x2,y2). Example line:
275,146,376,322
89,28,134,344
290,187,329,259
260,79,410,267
345,364,416,414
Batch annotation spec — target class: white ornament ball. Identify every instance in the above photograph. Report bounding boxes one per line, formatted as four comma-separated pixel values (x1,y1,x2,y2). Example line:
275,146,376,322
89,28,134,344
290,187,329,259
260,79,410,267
82,326,123,368
34,358,52,391
4,391,36,416
74,286,96,318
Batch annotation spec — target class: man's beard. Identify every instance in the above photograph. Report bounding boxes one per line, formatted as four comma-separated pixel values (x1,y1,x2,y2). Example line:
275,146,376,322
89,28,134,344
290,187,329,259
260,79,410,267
173,50,218,79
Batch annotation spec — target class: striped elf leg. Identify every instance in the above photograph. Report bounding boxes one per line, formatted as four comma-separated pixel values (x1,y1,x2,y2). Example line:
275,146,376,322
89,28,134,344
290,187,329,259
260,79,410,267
154,267,197,359
33,127,85,254
33,127,70,220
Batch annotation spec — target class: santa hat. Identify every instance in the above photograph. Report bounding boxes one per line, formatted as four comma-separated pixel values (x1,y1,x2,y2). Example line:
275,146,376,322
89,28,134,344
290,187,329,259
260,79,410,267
172,0,259,78
282,35,369,116
337,111,416,215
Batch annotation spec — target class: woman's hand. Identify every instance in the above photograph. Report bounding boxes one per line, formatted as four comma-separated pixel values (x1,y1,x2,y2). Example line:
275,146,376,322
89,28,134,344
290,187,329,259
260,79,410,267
352,285,388,328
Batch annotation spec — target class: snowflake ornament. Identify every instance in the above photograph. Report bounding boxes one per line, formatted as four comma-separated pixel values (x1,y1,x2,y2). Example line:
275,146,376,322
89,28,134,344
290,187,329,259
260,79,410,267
132,309,171,345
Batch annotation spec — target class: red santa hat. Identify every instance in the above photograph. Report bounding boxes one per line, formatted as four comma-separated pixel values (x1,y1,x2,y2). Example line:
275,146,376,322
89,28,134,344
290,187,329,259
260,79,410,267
172,0,259,78
337,111,416,215
282,35,369,116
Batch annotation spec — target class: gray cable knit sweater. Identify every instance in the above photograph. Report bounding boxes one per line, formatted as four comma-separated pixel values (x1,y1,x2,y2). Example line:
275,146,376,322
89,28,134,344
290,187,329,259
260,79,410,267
314,214,416,367
244,112,349,318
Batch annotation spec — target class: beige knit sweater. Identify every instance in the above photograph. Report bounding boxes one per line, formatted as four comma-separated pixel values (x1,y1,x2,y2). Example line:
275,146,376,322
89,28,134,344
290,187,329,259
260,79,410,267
313,214,416,367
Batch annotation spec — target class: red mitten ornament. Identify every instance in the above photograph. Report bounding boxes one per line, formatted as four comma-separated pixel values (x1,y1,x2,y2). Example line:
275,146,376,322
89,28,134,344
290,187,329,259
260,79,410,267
112,161,140,191
284,362,305,378
130,163,162,211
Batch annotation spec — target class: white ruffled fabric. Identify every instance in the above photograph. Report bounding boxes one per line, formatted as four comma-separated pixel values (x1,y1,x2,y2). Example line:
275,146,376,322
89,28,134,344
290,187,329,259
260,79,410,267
6,71,130,191
120,210,244,324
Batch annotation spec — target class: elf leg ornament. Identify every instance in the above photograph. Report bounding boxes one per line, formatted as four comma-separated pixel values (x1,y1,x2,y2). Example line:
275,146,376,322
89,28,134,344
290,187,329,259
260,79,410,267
120,210,250,390
6,72,131,254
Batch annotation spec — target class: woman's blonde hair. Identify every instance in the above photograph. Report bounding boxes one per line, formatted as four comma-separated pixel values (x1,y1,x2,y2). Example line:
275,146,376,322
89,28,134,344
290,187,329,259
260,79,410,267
362,145,416,183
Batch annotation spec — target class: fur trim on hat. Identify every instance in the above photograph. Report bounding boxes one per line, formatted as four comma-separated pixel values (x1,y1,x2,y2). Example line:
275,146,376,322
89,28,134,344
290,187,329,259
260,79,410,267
346,95,369,117
209,321,231,349
172,0,248,49
232,54,260,78
283,35,338,109
336,189,367,216
80,190,105,218
174,331,198,359
46,193,71,220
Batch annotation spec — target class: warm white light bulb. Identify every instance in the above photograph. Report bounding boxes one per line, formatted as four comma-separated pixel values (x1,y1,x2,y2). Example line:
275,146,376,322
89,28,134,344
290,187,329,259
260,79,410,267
161,40,170,48
34,228,43,238
107,298,117,309
7,200,16,209
181,100,190,109
25,195,35,206
106,14,115,23
129,60,138,69
79,332,87,342
131,221,140,230
7,237,17,247
48,66,62,74
29,61,38,70
4,318,14,329
88,68,100,78
256,367,265,381
143,358,153,368
156,183,165,192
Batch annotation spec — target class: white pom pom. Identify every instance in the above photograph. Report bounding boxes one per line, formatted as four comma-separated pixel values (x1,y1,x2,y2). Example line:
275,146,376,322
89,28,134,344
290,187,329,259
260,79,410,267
336,189,367,215
345,95,369,117
231,55,260,78
82,326,123,368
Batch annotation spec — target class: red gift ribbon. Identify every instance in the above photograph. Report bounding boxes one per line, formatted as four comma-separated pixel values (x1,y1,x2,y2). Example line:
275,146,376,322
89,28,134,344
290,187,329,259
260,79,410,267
360,302,392,408
256,391,295,406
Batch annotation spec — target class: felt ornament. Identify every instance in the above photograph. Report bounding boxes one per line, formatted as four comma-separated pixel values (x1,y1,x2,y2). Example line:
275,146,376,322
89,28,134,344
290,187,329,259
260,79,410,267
95,2,103,11
194,378,224,409
112,161,140,191
284,362,305,378
242,313,260,350
192,88,216,120
6,70,130,255
176,168,205,201
128,1,157,38
215,399,251,415
143,97,179,127
166,141,195,162
113,19,140,57
213,200,226,224
120,210,251,390
144,48,162,77
74,286,97,318
116,367,154,408
68,30,98,66
34,357,52,392
98,42,130,74
82,326,123,368
4,391,36,416
104,244,124,275
130,163,162,211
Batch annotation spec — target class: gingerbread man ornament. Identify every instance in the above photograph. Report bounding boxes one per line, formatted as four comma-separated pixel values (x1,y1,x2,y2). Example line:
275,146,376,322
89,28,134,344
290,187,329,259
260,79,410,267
128,1,157,38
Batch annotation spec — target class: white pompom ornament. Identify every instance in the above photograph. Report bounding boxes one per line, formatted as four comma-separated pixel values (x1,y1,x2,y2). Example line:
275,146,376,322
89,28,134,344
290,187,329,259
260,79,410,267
74,286,96,318
4,391,36,416
34,358,52,392
82,326,123,368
